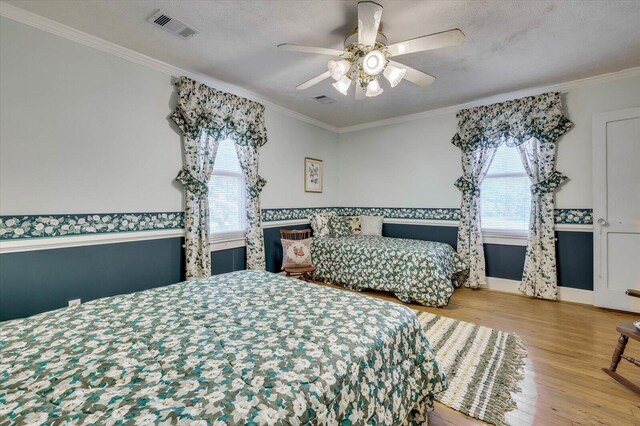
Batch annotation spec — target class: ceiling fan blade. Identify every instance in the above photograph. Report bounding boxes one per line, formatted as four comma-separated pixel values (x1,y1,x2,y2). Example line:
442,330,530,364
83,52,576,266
357,1,383,47
386,29,465,57
389,61,435,87
278,44,344,56
296,71,331,90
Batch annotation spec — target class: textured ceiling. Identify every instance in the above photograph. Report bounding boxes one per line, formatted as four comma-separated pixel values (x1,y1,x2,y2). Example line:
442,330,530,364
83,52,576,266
4,0,640,128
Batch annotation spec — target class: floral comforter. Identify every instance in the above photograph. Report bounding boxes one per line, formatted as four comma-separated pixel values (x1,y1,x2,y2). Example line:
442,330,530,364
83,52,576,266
312,236,467,307
0,270,446,425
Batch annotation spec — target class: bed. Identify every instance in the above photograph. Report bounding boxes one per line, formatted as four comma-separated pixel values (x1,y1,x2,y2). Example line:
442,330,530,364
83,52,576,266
312,236,467,307
0,270,446,425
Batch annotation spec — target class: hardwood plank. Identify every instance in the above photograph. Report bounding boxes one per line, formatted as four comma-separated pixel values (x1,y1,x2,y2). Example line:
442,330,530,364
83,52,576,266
318,283,640,425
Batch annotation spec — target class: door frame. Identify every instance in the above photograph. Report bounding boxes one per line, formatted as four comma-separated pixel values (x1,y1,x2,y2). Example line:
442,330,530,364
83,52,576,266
592,107,640,312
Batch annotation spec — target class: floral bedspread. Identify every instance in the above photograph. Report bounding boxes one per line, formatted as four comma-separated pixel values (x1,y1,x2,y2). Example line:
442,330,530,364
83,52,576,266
0,270,446,425
312,236,467,307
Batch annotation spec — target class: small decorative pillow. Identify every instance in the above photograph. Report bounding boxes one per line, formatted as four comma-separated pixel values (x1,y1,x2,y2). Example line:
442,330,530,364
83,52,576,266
360,215,384,236
344,216,361,235
308,212,337,237
281,238,313,269
330,216,353,237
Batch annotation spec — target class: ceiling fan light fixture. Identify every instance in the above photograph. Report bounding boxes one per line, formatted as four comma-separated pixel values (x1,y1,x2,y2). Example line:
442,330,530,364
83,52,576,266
332,75,352,95
365,79,383,97
327,59,351,81
362,50,386,76
383,64,407,87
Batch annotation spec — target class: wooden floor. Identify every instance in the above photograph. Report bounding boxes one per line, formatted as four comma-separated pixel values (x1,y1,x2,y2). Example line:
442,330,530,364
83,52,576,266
321,284,640,425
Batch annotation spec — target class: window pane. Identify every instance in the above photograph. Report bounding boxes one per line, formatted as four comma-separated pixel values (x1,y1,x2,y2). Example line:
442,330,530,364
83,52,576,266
481,176,531,231
487,143,525,175
214,139,242,173
481,144,531,232
208,175,244,234
208,138,245,235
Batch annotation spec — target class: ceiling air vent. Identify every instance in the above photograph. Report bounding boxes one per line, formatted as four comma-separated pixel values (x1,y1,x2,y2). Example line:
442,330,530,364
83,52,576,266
313,95,335,104
147,10,199,40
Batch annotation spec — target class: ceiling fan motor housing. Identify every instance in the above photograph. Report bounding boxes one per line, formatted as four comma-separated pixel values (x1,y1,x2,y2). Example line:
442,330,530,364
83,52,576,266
344,31,388,51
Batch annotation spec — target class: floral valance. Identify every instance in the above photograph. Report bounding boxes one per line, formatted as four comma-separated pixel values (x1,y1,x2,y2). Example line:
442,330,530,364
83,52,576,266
171,76,267,148
451,92,573,151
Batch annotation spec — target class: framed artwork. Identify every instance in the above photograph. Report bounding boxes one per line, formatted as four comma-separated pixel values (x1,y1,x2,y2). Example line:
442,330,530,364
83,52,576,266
304,157,323,193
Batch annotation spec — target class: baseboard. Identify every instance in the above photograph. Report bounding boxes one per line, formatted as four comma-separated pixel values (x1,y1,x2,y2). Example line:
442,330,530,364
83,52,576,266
483,277,594,305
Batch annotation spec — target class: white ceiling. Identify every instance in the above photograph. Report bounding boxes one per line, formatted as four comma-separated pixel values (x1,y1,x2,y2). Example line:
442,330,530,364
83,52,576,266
4,0,640,128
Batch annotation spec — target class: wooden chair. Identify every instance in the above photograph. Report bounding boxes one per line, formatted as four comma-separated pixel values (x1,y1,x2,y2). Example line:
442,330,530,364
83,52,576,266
602,289,640,394
280,229,316,282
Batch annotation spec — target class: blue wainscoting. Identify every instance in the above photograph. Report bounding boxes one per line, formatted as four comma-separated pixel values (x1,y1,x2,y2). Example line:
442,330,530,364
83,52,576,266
383,223,458,249
484,244,526,281
263,224,310,272
211,247,246,275
0,238,185,322
261,223,593,290
0,239,248,322
556,231,594,290
0,223,593,322
382,223,593,289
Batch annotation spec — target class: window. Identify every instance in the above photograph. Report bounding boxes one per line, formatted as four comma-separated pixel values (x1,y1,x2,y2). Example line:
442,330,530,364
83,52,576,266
208,139,246,238
481,144,531,235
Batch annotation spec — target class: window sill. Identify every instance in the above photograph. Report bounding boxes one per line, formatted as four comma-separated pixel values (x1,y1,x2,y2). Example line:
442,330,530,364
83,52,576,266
209,231,246,252
482,231,529,246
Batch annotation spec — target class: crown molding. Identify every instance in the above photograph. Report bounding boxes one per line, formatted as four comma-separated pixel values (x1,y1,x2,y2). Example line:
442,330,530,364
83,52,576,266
2,1,638,135
0,2,339,133
336,66,640,133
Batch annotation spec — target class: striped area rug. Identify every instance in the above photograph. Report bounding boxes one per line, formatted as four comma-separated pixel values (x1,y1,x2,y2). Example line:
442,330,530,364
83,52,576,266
417,312,527,426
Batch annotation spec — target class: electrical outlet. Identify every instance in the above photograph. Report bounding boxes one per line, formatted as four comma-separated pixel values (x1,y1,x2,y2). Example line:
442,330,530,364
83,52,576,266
68,299,81,307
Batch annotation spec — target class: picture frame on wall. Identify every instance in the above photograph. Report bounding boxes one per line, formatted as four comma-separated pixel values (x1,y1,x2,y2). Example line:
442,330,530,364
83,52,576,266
304,157,323,193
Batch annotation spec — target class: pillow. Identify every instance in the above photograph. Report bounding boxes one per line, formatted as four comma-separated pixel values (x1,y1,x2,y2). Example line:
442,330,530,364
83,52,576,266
330,216,353,237
308,212,337,237
360,215,383,236
344,216,361,235
281,238,313,269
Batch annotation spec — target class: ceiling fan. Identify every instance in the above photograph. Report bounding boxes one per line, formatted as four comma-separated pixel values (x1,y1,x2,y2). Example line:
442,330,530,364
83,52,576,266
278,1,464,99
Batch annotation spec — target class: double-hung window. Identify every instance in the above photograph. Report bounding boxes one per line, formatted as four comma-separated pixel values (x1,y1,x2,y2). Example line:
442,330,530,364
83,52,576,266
208,138,246,240
481,143,531,237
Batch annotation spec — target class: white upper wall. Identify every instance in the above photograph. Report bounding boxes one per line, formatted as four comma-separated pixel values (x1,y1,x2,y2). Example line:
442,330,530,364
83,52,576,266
260,110,338,208
2,15,637,216
337,75,640,208
0,17,338,215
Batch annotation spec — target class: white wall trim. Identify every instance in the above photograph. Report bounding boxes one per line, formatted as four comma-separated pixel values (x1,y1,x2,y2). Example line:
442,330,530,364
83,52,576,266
0,229,185,254
2,1,639,134
336,66,640,133
0,218,592,254
383,218,458,227
483,277,594,305
383,218,591,233
0,2,339,133
262,219,309,228
555,223,594,232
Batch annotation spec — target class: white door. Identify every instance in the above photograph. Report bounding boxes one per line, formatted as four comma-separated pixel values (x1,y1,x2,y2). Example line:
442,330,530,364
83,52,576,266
593,107,640,312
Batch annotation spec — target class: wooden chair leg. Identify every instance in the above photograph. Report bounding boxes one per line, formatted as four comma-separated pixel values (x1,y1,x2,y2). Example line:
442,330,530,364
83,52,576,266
608,334,629,372
602,333,640,394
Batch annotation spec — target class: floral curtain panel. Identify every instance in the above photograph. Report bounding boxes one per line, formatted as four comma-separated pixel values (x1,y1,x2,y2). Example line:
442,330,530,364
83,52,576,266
452,92,573,298
453,143,498,289
174,133,220,278
171,76,267,278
